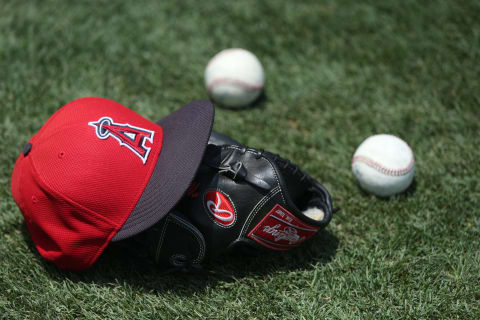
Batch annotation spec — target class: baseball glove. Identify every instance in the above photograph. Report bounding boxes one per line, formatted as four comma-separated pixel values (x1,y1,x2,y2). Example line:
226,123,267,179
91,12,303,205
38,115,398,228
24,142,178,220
137,131,335,269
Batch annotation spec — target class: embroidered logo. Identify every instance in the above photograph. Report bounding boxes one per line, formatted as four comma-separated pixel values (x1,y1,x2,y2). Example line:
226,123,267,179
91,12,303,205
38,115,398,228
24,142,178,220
248,204,320,250
262,224,301,244
88,117,154,164
205,190,236,227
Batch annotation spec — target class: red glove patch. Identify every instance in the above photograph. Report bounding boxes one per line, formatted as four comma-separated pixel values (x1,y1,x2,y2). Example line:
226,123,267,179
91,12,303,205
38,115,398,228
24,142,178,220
248,204,320,250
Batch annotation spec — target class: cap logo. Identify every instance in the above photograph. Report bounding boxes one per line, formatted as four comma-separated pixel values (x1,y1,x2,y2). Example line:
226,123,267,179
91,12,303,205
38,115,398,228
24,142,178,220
205,190,236,227
88,117,154,164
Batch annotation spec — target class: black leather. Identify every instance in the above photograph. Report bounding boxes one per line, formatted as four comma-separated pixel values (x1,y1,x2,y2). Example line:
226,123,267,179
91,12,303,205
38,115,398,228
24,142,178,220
142,132,334,268
141,211,206,267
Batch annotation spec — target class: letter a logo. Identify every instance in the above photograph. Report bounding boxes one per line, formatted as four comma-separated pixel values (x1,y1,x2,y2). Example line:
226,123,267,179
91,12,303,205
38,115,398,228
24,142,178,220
89,117,154,164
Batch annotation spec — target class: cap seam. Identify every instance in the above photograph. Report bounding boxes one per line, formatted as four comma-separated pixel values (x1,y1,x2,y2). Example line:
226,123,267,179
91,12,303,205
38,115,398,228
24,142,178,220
27,155,121,229
26,154,119,269
34,100,81,142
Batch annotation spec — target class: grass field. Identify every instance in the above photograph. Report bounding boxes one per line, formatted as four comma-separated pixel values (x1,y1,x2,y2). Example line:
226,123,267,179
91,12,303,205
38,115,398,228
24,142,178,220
1,0,479,319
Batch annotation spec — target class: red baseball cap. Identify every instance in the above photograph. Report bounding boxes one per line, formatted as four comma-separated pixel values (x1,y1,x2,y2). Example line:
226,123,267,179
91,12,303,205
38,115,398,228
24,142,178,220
11,97,214,270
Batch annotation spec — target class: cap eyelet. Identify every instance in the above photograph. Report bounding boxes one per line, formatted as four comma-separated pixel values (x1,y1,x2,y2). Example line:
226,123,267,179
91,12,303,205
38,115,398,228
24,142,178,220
58,152,65,159
23,143,33,156
31,196,38,204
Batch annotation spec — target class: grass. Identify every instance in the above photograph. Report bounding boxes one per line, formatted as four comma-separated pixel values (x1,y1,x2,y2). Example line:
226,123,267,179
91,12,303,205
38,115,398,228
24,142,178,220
1,0,479,318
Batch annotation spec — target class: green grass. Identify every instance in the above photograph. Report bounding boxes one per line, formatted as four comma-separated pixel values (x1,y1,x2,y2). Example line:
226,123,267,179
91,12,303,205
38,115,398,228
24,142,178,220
1,0,479,318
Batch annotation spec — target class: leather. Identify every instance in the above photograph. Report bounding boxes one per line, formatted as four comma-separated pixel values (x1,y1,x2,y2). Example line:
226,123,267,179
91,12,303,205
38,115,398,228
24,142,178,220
143,131,334,268
141,211,206,267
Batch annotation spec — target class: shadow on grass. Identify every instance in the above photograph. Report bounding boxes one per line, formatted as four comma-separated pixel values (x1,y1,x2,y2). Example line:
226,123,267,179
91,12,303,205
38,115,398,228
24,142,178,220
355,178,418,199
21,224,338,296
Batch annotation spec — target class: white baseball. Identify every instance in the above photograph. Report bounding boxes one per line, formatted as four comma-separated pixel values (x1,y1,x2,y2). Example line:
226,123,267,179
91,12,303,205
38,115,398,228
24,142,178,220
303,207,325,222
204,48,264,108
352,134,415,197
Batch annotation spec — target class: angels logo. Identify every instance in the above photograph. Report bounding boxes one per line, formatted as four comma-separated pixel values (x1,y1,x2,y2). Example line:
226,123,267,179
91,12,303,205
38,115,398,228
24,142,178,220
205,190,236,227
88,117,154,164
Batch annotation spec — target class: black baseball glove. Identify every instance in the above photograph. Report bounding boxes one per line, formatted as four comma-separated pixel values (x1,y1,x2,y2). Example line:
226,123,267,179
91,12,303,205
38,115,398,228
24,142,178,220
137,131,335,268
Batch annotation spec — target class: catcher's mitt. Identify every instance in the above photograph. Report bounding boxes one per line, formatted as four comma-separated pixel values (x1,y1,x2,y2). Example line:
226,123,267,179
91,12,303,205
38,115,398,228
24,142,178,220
137,131,335,268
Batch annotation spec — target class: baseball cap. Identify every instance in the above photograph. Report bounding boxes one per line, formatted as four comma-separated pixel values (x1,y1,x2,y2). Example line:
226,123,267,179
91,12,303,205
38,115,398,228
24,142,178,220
10,97,214,270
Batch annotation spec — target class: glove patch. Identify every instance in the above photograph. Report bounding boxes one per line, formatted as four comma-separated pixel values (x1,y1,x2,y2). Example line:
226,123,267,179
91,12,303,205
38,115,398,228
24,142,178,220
248,204,320,250
204,189,237,227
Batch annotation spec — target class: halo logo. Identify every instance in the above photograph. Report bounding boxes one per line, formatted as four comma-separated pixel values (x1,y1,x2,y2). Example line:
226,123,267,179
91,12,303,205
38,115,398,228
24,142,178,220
205,190,236,227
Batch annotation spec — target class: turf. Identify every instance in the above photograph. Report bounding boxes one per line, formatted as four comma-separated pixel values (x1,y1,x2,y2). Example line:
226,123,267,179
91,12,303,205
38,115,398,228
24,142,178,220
1,0,479,319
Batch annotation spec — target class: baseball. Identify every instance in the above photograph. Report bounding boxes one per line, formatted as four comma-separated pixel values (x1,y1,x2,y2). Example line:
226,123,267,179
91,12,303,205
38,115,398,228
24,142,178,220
303,207,325,222
204,48,264,108
351,134,415,197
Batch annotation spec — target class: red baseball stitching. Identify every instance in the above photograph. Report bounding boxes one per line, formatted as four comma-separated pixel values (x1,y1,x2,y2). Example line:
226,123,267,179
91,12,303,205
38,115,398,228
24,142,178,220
352,155,414,176
207,78,263,92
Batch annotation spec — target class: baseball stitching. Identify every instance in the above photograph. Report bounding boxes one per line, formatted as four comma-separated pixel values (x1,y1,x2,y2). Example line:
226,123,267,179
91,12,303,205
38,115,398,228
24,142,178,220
206,49,263,93
207,78,263,92
352,155,414,176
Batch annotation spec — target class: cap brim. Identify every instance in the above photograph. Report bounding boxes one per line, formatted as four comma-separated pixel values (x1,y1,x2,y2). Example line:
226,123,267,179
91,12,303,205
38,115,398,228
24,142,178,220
112,100,214,241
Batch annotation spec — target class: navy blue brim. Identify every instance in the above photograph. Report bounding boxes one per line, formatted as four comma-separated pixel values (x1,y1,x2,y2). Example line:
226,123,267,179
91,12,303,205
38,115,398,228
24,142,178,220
112,100,214,241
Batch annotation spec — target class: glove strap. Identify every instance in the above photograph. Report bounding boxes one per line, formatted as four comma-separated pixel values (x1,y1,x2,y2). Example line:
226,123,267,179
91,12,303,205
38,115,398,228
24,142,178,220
203,145,272,190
